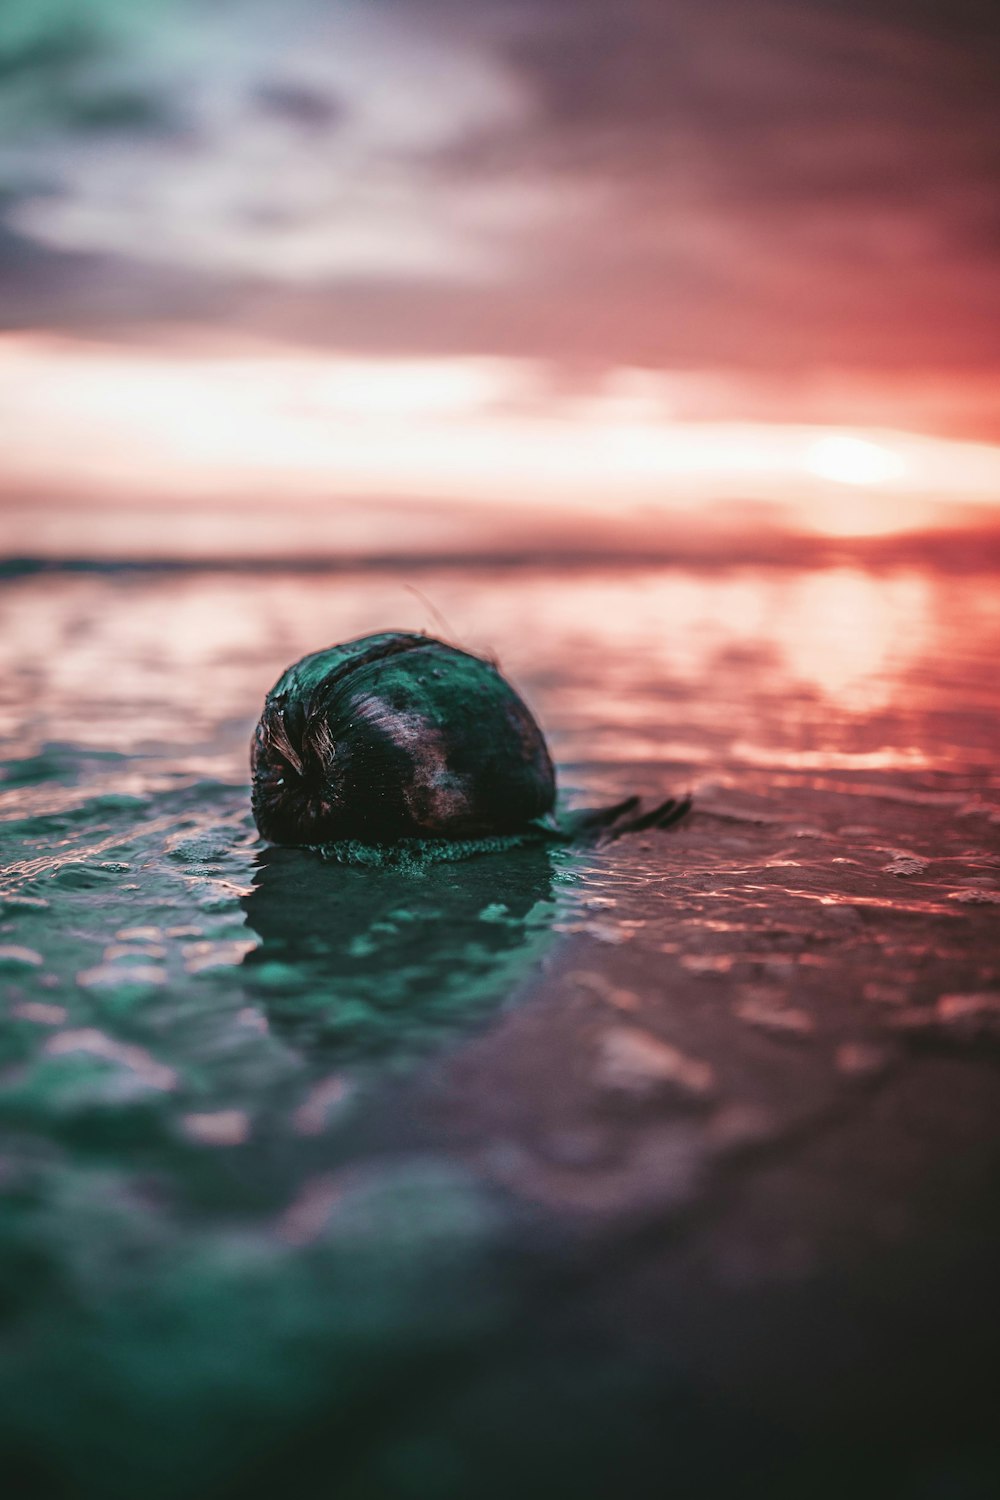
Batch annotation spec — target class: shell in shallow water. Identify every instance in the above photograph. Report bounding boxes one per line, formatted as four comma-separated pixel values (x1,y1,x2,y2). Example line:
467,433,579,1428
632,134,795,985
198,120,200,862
251,631,556,845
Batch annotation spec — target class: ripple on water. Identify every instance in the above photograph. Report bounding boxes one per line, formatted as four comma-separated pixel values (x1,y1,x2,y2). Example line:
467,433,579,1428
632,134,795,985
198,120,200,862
733,991,816,1038
890,991,1000,1042
882,853,930,876
44,1030,178,1092
49,860,132,889
76,963,167,1002
594,1025,715,1102
0,944,44,970
181,1109,252,1146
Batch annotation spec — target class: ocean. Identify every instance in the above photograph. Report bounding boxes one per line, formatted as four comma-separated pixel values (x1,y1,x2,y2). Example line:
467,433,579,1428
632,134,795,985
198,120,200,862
1,557,998,1498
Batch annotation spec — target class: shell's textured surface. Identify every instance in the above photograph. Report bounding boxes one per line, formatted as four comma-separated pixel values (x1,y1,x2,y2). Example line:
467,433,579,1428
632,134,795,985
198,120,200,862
251,631,556,845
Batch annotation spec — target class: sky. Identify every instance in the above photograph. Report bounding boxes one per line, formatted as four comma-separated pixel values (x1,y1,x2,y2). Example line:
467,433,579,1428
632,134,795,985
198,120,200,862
1,0,999,554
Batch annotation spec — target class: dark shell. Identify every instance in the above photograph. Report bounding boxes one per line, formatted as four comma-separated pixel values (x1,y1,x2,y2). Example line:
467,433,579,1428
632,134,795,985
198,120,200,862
250,631,556,845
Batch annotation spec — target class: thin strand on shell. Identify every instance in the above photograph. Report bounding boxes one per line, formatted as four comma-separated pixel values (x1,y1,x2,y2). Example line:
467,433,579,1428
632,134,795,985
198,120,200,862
306,714,337,772
266,711,304,776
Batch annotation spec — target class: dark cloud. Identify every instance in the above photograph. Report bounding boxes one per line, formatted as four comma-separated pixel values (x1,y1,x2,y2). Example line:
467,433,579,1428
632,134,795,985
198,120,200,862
474,0,997,221
0,12,101,88
0,6,174,140
253,81,344,130
403,0,1000,399
0,222,233,330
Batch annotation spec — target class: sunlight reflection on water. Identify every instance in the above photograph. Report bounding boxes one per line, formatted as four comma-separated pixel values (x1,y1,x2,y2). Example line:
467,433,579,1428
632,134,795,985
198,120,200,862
0,561,996,780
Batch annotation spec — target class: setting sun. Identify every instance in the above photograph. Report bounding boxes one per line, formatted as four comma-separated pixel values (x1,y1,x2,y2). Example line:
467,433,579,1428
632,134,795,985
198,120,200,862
804,435,907,486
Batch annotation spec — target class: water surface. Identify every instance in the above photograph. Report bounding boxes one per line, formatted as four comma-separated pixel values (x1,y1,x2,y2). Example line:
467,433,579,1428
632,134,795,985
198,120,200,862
1,561,998,1498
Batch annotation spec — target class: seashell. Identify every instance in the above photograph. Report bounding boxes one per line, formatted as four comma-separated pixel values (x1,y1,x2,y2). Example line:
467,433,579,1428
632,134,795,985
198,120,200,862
251,631,556,844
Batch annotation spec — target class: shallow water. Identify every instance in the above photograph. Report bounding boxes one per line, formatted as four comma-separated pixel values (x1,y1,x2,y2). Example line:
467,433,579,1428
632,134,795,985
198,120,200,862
1,561,999,1498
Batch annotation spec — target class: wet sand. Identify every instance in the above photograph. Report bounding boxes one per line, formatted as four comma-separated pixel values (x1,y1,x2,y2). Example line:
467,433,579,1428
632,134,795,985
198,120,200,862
1,560,998,1498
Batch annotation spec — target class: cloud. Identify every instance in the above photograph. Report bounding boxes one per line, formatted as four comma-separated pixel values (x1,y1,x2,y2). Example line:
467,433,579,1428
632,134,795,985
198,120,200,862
1,0,548,283
0,0,998,437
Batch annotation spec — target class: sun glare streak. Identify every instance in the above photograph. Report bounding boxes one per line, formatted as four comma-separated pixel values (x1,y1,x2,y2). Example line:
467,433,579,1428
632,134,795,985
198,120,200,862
2,336,1000,549
804,435,907,486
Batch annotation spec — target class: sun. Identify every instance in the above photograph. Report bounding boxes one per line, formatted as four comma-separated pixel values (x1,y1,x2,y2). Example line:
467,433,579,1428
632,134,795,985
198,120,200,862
804,434,906,486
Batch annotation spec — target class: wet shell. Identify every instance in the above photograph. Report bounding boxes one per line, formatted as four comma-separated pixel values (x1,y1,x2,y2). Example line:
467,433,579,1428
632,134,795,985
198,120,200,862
251,631,556,844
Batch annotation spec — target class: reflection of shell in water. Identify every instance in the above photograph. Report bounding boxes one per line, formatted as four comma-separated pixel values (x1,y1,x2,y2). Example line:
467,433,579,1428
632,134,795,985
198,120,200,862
251,632,556,845
241,839,560,1060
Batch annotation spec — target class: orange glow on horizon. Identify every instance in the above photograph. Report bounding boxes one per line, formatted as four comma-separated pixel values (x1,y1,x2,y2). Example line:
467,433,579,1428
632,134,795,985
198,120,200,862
1,334,999,553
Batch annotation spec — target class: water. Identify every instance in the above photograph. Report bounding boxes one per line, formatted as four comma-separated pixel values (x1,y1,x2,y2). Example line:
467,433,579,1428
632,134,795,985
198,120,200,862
1,560,999,1498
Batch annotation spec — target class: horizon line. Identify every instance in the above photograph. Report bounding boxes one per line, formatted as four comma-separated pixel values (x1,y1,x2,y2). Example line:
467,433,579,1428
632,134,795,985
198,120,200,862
4,527,1000,578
